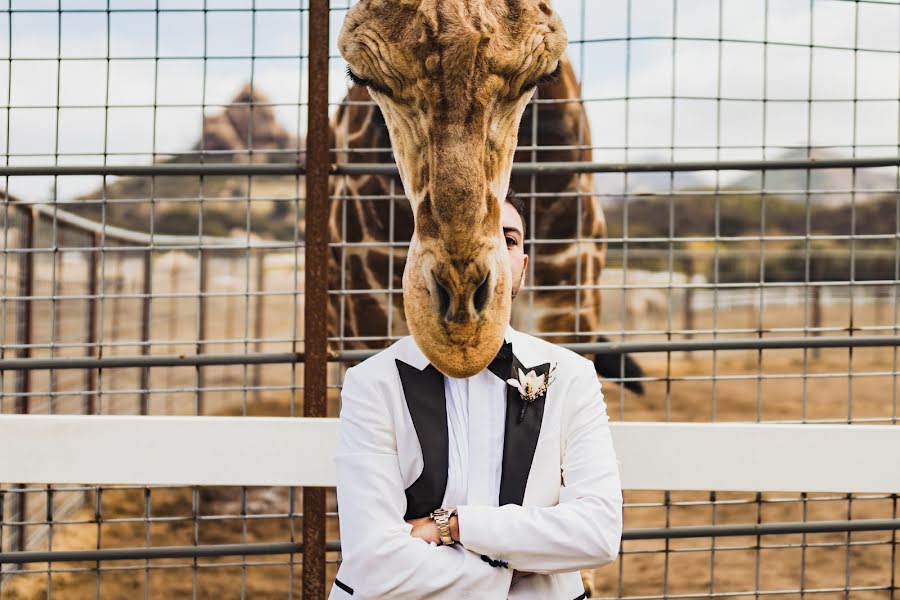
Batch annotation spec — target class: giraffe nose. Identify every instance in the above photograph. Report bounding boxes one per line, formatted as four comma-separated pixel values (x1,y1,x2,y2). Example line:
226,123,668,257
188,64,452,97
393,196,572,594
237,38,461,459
432,267,492,324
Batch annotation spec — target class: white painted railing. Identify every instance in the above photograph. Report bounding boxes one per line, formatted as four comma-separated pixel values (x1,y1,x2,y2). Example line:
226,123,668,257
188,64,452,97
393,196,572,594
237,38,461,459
2,415,899,493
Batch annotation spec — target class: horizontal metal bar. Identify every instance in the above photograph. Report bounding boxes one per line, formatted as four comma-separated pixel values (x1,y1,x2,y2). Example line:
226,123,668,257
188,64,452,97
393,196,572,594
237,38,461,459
0,351,305,371
0,156,898,179
622,518,900,540
1,142,898,160
338,157,900,176
0,542,311,565
0,164,305,177
562,334,900,356
2,335,897,371
3,518,898,564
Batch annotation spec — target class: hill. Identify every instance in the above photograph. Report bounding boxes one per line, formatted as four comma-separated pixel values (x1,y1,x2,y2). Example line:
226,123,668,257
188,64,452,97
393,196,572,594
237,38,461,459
603,191,899,282
67,84,306,241
731,148,896,206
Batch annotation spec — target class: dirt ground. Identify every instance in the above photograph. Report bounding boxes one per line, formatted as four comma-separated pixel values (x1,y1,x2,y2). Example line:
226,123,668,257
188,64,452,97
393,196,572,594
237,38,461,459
3,346,899,599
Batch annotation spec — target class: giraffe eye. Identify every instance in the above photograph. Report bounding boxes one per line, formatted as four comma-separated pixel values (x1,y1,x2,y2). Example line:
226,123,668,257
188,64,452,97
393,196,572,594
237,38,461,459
537,63,562,86
346,66,372,88
521,62,561,93
346,66,394,97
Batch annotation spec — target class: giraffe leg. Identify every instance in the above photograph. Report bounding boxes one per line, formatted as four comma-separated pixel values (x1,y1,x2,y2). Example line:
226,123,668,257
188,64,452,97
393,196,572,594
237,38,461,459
593,342,645,395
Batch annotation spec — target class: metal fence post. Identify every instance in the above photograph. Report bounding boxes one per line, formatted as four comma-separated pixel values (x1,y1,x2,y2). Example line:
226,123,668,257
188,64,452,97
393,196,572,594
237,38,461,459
683,255,695,357
812,257,823,360
14,208,34,416
303,0,330,596
253,250,265,402
197,252,209,416
13,206,35,555
140,250,152,415
84,232,99,416
165,251,182,410
50,231,63,406
0,489,5,570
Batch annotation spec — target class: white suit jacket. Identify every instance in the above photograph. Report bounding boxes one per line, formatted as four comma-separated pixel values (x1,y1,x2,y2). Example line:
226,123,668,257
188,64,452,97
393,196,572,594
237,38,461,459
329,326,623,600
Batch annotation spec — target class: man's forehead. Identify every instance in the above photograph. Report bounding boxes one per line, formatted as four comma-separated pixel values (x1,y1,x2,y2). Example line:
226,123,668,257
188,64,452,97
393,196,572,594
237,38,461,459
501,201,524,233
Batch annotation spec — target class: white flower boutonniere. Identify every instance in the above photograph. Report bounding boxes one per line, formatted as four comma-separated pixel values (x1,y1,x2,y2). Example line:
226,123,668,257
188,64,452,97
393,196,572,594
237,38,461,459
507,363,557,423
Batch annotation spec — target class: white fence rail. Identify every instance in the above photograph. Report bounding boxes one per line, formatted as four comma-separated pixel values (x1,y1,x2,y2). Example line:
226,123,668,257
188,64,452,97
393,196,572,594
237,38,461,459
2,415,899,493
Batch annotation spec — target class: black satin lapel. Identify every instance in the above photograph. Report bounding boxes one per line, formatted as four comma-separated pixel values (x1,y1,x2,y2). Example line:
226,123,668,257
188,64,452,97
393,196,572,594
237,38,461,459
499,355,550,506
486,341,513,380
395,359,448,520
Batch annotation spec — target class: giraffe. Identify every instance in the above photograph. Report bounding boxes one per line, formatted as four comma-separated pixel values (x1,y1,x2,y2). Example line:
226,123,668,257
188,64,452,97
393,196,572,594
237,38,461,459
331,0,644,392
335,0,570,378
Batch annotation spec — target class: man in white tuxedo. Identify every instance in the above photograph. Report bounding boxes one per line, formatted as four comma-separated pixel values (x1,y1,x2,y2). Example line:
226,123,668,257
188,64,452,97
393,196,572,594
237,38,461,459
330,190,623,600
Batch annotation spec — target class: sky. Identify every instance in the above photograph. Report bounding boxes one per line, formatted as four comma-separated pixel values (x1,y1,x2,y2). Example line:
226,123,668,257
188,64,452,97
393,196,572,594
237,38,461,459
0,0,898,200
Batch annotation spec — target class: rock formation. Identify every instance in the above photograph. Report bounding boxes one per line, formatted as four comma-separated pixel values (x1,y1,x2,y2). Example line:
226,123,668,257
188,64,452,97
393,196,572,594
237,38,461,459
196,83,301,163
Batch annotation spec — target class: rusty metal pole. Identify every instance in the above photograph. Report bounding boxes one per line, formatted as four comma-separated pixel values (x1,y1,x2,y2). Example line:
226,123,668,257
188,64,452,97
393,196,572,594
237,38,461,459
84,233,99,416
14,208,34,415
13,207,35,554
683,255,694,358
0,489,5,562
165,252,181,407
139,249,152,415
253,250,265,402
197,252,209,416
304,0,330,596
812,257,822,360
50,231,63,403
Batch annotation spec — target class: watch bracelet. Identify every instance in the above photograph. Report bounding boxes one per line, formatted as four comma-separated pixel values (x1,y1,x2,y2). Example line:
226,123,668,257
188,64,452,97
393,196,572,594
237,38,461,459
432,508,456,545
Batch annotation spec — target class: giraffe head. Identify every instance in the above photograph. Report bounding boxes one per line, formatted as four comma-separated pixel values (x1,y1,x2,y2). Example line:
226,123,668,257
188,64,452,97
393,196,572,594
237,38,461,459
339,0,567,378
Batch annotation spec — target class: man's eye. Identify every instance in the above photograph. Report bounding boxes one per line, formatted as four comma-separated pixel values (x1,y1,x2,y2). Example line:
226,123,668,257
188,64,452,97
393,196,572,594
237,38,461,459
505,236,518,246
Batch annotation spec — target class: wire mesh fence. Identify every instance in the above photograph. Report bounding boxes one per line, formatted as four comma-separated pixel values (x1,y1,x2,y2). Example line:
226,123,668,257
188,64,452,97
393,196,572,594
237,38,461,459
1,0,900,598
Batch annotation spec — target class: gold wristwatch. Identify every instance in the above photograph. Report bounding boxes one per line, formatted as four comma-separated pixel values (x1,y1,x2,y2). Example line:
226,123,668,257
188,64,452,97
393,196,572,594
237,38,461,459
430,507,457,545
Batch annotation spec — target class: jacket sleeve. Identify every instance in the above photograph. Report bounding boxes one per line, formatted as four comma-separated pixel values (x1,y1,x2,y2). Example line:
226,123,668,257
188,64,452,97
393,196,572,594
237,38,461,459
455,358,623,574
334,365,510,599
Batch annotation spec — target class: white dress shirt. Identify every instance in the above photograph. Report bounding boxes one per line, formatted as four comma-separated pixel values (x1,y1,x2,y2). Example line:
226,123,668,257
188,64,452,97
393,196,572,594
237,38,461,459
441,369,505,510
440,328,511,510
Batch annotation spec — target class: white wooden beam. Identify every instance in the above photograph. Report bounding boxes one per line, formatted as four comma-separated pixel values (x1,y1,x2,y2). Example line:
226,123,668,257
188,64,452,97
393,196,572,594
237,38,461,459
1,415,898,493
611,422,900,493
0,415,339,487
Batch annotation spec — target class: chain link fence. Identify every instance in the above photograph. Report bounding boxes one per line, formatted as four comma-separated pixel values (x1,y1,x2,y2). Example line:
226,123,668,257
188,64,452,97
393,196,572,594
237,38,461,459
1,0,900,597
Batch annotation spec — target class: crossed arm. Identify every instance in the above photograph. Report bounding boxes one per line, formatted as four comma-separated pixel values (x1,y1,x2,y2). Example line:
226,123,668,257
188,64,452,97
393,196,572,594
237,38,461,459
333,359,623,598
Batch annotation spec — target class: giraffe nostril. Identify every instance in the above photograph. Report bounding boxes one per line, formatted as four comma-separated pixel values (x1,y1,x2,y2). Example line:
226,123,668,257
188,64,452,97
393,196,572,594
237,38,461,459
433,273,453,322
472,272,490,315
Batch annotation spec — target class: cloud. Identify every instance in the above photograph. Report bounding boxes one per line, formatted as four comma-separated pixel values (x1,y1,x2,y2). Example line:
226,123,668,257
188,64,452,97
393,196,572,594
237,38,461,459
563,0,900,189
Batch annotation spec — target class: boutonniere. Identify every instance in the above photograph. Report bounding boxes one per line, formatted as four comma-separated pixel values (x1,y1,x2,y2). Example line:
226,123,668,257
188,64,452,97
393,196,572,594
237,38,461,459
507,364,557,423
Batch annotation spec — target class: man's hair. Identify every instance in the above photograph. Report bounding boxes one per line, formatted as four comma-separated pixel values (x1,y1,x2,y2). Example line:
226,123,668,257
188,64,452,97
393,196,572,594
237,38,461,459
505,188,527,237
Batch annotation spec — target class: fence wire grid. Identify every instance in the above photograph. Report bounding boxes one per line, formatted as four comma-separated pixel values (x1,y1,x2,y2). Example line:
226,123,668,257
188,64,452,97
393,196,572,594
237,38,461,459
2,0,900,598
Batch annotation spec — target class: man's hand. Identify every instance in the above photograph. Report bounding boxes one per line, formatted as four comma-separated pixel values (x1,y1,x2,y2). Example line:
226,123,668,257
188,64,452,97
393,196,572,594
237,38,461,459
406,516,441,544
406,515,462,545
407,515,534,583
